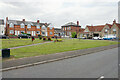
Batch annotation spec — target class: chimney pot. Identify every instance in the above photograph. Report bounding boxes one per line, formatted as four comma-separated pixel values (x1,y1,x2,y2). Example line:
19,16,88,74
37,20,39,23
113,19,116,23
6,17,8,21
77,21,79,26
23,19,25,21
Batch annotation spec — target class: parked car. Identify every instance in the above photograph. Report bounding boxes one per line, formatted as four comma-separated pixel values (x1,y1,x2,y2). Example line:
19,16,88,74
18,34,31,39
102,35,117,40
80,37,86,39
93,36,102,40
0,35,9,39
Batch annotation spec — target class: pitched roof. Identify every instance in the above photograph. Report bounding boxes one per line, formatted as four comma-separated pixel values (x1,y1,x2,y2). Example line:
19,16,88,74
106,24,112,28
0,19,4,25
115,23,120,29
7,20,49,27
87,25,105,32
62,22,81,27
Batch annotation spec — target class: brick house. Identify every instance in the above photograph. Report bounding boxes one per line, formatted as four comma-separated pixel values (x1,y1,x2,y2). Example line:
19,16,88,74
5,17,54,37
110,20,120,39
0,19,5,35
61,21,84,37
80,20,120,39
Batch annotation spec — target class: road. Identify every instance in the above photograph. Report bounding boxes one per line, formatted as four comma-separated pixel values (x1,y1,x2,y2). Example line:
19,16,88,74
3,47,118,78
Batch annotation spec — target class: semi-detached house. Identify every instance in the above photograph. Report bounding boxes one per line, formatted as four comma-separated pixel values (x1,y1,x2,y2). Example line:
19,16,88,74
5,17,54,37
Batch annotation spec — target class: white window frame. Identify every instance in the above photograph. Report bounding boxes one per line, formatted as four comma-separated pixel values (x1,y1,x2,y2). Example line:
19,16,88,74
36,25,40,29
10,30,14,34
42,25,46,29
27,24,31,28
50,27,52,30
20,23,25,28
9,23,14,28
50,32,52,35
113,28,116,32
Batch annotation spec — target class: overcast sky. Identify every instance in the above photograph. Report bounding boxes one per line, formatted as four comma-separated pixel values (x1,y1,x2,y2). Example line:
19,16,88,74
0,0,119,28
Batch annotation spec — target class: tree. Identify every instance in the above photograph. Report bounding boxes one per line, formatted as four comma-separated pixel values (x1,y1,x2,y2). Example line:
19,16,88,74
71,32,77,38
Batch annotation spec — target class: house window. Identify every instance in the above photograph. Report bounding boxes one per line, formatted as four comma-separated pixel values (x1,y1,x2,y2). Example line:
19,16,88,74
36,25,40,29
9,23,14,28
42,32,45,34
113,28,116,32
27,24,31,28
42,25,46,29
21,23,24,28
50,27,52,30
10,30,14,34
105,29,108,32
27,31,31,34
50,32,52,35
36,31,40,34
21,31,25,34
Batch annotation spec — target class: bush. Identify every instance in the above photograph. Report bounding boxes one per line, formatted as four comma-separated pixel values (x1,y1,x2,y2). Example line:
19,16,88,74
71,32,77,38
38,35,42,40
48,37,51,41
43,37,46,41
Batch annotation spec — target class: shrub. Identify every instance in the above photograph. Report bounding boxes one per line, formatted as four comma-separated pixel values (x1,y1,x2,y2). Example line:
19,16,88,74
48,37,51,41
43,37,46,41
71,32,77,38
54,39,62,42
38,35,42,40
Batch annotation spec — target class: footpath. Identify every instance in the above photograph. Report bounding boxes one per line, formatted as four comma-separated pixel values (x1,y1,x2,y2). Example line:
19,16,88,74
2,44,118,71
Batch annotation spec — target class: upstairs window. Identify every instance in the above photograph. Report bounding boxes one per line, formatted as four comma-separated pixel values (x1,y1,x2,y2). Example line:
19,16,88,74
21,23,24,28
50,27,52,30
42,25,46,29
27,24,31,28
36,25,40,29
105,29,108,32
50,32,52,35
10,23,14,28
113,28,116,32
10,30,14,34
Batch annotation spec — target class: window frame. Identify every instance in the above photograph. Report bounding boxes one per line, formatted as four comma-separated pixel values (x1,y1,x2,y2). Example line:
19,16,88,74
9,23,14,28
27,24,31,28
20,23,25,28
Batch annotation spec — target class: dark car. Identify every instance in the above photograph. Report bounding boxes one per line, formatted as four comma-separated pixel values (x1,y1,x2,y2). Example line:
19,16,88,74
0,35,9,39
18,34,31,39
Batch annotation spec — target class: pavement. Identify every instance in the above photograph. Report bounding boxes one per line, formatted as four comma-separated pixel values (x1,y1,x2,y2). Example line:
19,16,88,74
2,44,118,70
9,41,53,49
2,47,118,78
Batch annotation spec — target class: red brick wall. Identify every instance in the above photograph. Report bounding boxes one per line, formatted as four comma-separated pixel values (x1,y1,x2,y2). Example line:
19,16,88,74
47,27,54,37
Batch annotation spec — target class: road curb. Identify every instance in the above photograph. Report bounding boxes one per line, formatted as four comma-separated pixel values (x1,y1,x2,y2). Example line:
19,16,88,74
1,46,118,72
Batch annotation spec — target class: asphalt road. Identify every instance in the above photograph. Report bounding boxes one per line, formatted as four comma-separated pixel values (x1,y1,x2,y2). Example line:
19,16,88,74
2,47,118,78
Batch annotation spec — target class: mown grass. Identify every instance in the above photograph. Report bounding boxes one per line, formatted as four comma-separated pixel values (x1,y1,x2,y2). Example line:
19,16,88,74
2,38,47,49
10,39,118,59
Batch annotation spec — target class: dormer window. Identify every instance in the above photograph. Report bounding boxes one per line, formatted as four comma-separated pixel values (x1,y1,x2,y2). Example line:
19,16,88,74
36,25,40,29
10,23,14,28
50,27,52,30
113,28,116,32
105,29,108,32
27,24,31,28
21,23,24,28
42,25,46,29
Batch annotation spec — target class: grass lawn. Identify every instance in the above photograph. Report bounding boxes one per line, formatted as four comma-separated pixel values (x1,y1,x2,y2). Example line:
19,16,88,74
2,38,46,49
10,39,118,59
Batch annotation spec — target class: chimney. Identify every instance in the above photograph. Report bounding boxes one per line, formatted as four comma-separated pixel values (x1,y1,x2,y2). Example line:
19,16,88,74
6,17,8,21
113,19,116,24
23,19,25,22
37,20,39,23
77,21,79,26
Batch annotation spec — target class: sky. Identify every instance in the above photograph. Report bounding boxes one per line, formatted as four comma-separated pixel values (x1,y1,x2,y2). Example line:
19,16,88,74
0,0,119,28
